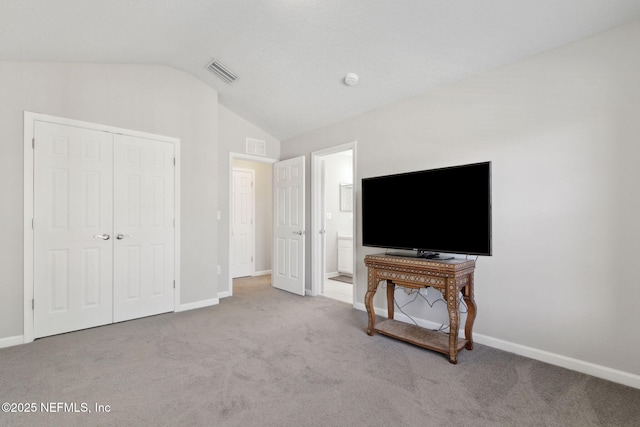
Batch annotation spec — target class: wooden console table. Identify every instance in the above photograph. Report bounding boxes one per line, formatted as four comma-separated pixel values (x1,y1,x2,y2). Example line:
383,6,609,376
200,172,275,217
364,254,476,364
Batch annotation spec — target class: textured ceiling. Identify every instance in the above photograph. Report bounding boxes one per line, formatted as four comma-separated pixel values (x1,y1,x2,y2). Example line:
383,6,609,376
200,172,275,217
2,1,640,140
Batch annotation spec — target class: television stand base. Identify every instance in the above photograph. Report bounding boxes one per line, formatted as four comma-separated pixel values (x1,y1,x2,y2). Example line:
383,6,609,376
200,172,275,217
386,251,454,260
417,251,454,260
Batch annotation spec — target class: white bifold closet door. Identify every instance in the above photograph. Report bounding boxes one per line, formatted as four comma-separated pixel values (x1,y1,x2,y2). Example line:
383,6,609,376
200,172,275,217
112,134,175,322
33,122,114,338
33,122,175,339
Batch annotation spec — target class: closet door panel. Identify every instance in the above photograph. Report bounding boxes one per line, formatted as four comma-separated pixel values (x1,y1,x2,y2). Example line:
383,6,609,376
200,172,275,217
33,122,114,338
113,135,175,322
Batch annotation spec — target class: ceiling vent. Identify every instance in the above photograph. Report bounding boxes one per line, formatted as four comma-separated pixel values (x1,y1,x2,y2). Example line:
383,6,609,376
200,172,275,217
207,59,238,84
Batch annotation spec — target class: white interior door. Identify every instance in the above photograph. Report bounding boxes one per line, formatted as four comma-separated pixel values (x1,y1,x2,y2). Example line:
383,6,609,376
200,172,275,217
113,134,175,322
272,156,306,296
33,122,114,338
232,168,255,278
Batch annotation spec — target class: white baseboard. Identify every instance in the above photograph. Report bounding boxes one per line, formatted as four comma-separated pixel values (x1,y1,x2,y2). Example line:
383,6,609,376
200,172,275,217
476,334,640,389
0,335,25,349
253,269,272,276
218,291,230,299
176,298,219,312
353,303,640,389
1,300,220,348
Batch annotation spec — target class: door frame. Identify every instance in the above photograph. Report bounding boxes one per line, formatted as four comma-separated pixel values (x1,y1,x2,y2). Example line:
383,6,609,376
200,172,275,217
227,153,277,297
23,112,181,343
310,141,357,299
231,167,256,279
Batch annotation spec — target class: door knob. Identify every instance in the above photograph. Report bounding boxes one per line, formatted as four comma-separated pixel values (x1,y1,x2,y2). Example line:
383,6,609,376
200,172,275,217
116,234,132,240
292,230,305,235
93,234,110,240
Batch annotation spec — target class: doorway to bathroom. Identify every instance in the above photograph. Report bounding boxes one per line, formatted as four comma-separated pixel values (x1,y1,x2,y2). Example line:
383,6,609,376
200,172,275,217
311,142,356,304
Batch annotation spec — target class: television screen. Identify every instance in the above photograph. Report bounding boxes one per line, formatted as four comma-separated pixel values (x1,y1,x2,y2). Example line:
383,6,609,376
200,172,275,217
362,161,492,257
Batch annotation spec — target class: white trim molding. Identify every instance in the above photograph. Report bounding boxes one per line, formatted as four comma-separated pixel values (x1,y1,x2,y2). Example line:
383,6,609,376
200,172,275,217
0,335,26,349
353,303,640,390
476,334,640,390
176,298,220,312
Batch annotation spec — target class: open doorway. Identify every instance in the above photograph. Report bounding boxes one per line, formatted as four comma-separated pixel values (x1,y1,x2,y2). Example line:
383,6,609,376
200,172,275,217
311,142,356,304
228,155,275,297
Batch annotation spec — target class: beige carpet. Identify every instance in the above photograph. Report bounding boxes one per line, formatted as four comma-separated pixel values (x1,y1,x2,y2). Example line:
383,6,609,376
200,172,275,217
1,275,639,426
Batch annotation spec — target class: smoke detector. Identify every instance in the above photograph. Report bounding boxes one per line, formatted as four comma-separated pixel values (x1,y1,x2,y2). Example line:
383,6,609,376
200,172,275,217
344,73,359,86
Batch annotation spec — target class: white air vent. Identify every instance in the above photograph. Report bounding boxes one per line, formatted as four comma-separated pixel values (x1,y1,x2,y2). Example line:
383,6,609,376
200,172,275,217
207,59,238,84
246,138,266,156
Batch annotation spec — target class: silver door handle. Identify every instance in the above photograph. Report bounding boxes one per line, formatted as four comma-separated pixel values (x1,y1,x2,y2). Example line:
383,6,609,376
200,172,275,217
293,230,305,235
116,234,132,240
94,234,110,240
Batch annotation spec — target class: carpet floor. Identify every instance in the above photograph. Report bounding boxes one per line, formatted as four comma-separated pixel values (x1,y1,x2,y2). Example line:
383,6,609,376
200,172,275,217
1,275,638,426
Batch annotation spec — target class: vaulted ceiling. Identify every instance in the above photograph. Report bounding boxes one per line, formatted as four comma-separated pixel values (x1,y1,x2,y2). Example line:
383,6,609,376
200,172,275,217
2,1,640,140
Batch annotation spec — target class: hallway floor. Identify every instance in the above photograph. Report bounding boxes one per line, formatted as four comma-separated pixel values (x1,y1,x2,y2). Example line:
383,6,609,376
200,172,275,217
322,277,353,304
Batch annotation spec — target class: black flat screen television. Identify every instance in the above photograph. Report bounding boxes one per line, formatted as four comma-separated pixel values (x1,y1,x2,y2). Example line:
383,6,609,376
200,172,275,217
362,161,492,258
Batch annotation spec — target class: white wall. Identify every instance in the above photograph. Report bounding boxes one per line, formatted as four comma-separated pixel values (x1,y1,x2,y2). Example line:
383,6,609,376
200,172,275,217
218,105,280,295
281,21,640,378
0,62,219,341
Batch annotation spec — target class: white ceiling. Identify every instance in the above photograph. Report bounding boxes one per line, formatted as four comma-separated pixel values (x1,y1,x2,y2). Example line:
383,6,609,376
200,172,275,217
2,1,640,140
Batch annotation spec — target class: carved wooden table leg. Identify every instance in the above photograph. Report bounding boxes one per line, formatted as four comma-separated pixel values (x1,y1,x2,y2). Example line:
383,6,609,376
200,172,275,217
365,268,379,335
463,272,476,350
386,280,395,320
446,278,459,364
